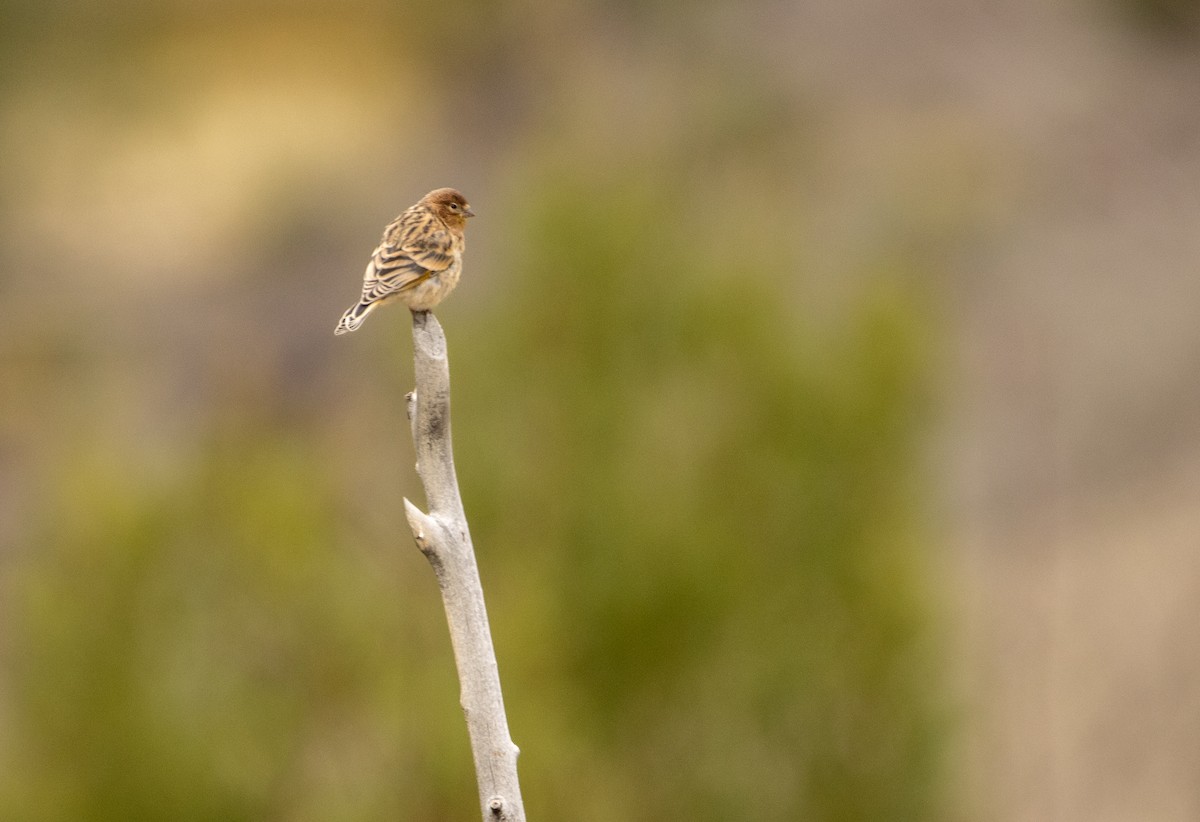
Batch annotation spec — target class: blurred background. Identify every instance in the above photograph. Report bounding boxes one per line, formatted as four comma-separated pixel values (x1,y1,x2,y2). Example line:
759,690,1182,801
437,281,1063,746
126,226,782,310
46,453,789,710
2,0,1199,819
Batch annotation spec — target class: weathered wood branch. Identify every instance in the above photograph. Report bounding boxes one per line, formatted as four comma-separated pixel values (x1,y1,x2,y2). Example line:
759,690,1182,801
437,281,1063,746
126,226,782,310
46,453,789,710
402,309,526,822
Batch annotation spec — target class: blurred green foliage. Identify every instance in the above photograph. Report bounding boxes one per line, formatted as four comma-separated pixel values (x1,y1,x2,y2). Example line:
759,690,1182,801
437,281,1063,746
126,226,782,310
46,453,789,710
455,167,946,820
0,2,957,820
1113,0,1200,36
4,434,475,820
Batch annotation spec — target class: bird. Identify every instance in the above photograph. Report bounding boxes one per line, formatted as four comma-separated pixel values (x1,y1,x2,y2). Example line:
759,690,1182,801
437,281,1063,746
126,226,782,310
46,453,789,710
335,187,475,335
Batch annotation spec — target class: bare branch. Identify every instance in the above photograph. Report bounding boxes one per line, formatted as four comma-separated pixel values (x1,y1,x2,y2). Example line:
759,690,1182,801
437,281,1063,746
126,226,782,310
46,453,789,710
402,310,526,822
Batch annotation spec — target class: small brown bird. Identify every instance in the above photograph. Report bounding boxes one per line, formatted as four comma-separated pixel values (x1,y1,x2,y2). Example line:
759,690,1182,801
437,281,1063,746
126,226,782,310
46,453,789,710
335,187,475,335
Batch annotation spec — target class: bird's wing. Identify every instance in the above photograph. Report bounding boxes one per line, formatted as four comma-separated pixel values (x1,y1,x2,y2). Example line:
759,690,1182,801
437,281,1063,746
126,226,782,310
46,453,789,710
357,206,455,304
390,206,456,272
358,256,433,304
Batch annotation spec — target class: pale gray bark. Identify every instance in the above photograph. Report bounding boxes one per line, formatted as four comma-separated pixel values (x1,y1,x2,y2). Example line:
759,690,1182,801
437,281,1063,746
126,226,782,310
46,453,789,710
402,310,526,822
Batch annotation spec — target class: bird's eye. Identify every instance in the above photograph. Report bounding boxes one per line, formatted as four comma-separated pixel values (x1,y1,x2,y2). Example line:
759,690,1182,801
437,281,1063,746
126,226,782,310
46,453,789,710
448,203,459,210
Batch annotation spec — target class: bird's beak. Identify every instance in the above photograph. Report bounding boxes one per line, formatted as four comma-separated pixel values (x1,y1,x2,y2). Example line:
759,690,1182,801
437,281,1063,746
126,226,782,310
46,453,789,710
463,205,476,218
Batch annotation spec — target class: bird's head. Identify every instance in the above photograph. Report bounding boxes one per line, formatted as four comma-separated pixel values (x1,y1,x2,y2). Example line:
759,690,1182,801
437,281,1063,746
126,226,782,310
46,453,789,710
424,188,475,227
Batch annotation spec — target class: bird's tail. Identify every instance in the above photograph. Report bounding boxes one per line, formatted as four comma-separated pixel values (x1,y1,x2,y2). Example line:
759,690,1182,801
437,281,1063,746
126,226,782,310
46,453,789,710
334,302,375,335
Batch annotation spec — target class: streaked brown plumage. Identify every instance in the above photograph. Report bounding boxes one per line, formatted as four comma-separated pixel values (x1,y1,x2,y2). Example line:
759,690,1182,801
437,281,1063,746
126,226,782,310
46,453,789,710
334,188,474,335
